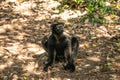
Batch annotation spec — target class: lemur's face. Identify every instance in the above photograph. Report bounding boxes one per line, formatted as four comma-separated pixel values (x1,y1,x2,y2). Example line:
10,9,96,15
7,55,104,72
51,23,64,35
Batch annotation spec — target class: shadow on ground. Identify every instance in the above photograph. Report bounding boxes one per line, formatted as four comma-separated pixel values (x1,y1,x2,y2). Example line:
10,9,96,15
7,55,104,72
0,0,120,80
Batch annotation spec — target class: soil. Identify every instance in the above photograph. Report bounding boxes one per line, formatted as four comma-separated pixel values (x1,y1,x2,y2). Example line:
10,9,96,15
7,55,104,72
0,0,120,80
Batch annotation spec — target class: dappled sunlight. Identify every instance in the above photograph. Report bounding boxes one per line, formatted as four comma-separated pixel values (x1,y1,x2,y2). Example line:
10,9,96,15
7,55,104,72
0,21,45,79
17,54,34,60
87,56,101,62
7,59,14,66
0,64,7,71
45,0,88,21
115,62,120,68
11,18,27,24
23,62,36,73
51,10,87,21
116,3,120,10
0,47,6,57
95,26,111,38
104,15,119,23
47,0,61,10
62,10,87,20
15,32,26,40
5,42,23,55
5,0,37,16
0,59,14,70
6,0,18,3
0,28,5,34
0,0,120,79
26,42,45,55
26,43,41,52
35,49,45,55
5,43,21,55
94,24,120,39
79,42,90,49
0,24,14,32
60,10,81,20
13,2,36,16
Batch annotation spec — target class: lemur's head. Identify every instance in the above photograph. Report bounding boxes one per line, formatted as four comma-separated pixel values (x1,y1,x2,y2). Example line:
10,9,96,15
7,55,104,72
51,22,64,35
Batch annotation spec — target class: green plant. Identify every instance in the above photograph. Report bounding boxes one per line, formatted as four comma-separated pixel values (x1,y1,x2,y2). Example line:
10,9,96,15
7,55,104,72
23,76,27,80
58,0,116,23
73,0,84,4
58,4,69,13
85,0,111,23
91,16,105,23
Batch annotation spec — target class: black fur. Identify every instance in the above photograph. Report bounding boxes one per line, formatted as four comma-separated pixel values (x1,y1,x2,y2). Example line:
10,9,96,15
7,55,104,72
41,22,79,72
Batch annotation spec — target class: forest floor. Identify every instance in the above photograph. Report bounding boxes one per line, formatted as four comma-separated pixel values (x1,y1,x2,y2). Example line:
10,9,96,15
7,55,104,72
0,0,120,80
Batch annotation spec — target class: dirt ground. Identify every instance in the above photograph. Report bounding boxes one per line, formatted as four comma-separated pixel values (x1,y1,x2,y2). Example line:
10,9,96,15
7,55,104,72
0,0,120,80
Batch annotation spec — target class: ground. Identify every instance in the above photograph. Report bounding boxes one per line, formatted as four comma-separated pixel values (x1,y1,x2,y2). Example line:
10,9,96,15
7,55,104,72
0,0,120,80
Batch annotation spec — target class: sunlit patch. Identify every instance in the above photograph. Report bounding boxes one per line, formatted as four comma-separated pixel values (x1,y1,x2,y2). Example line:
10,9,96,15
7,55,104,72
5,43,21,55
48,0,87,21
79,42,90,49
26,43,41,52
12,74,19,80
116,25,120,31
0,59,14,70
0,47,5,56
60,10,81,20
51,10,87,20
76,34,86,39
16,32,27,40
2,24,13,30
26,43,39,48
104,15,119,23
110,74,118,80
0,64,7,70
87,56,101,62
22,11,33,16
26,43,45,55
95,26,111,38
0,53,3,57
51,77,66,80
11,18,27,24
27,47,40,53
7,60,14,66
47,0,61,9
35,49,45,55
23,62,35,73
7,0,17,2
105,2,111,6
13,2,36,16
114,62,120,68
116,3,120,10
17,54,33,60
0,28,6,33
84,64,91,67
